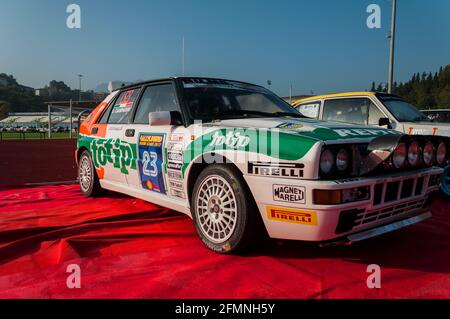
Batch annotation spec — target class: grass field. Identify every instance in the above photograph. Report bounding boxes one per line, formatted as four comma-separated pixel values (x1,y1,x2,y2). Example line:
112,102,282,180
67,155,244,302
0,131,77,140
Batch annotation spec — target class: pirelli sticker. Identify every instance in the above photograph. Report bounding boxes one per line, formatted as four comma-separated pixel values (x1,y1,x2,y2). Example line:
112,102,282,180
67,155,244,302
266,206,317,226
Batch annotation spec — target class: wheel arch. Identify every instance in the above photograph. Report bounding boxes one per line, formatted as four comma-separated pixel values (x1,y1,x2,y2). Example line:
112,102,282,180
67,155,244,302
185,152,247,205
77,146,89,163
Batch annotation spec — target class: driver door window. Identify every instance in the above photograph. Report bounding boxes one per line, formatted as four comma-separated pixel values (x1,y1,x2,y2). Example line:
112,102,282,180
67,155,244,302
133,84,178,124
368,104,385,126
323,98,372,125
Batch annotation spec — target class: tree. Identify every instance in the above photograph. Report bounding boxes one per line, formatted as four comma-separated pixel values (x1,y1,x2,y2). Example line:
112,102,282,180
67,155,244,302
376,83,383,92
0,101,10,120
370,64,450,109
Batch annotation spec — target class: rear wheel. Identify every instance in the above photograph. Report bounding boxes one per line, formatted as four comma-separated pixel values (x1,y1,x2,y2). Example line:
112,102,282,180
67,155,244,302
78,150,103,197
191,164,264,253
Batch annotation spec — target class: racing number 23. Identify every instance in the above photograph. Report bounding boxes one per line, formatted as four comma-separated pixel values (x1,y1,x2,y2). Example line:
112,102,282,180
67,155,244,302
142,151,158,177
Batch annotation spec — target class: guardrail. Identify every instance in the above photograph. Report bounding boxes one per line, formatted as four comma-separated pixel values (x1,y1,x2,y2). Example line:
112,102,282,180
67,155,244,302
0,131,77,140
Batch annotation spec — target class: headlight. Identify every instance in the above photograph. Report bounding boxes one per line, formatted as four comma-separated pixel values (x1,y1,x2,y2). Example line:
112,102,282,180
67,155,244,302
392,143,407,168
407,141,420,167
436,142,447,165
320,149,334,175
423,142,434,166
336,148,349,172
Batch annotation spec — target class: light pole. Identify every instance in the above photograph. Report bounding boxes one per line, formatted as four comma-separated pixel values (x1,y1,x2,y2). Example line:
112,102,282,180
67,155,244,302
387,0,397,94
78,74,83,101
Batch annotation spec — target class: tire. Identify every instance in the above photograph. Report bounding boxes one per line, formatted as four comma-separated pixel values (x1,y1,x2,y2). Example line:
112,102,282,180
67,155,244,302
191,164,264,253
78,150,103,197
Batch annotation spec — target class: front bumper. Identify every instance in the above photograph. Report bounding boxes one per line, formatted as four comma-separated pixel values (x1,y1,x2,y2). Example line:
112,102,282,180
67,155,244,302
245,166,442,242
319,211,432,247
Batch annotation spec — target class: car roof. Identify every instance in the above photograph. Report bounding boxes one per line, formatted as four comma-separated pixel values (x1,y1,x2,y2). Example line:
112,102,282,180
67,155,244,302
422,109,450,112
115,76,265,92
292,92,375,105
292,91,407,105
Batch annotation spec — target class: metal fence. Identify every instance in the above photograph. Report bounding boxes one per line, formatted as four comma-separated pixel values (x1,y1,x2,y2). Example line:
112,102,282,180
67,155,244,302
0,100,97,140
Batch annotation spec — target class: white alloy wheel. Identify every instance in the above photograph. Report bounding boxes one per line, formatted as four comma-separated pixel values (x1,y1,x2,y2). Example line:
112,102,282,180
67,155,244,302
195,175,238,243
79,154,92,193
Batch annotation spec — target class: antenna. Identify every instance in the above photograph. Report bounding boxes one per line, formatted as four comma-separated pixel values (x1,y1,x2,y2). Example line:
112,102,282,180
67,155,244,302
182,36,185,76
289,83,293,104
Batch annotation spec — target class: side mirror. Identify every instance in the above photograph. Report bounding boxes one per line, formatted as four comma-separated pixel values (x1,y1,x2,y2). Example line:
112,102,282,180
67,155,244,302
378,117,390,127
148,111,183,126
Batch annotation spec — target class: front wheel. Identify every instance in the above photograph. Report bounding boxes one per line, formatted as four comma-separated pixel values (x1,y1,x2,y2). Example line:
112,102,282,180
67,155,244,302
191,164,264,253
78,150,103,197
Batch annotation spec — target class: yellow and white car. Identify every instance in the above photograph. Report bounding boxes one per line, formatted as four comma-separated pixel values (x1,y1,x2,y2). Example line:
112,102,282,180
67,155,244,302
293,92,450,197
76,79,446,253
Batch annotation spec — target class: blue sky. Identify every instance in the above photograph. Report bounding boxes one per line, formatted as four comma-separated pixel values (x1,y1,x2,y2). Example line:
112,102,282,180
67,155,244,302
0,0,449,96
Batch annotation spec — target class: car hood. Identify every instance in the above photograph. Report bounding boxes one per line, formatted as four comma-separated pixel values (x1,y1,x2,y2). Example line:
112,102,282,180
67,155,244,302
208,117,402,142
401,121,450,137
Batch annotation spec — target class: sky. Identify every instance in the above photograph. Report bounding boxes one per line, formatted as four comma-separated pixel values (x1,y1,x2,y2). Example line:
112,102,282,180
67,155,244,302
0,0,449,96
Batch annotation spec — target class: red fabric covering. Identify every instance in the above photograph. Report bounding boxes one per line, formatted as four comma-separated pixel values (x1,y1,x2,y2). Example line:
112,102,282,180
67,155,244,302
0,184,449,299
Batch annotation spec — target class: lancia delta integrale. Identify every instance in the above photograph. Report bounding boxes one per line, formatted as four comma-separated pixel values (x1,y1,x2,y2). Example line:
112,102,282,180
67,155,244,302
76,78,446,253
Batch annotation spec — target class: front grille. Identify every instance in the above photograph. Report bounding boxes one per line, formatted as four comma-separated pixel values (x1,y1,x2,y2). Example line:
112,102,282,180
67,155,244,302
372,175,436,206
336,197,427,234
353,198,426,227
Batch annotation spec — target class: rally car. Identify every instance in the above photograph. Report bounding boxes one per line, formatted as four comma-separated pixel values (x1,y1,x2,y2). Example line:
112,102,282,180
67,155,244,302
293,92,450,197
76,78,447,253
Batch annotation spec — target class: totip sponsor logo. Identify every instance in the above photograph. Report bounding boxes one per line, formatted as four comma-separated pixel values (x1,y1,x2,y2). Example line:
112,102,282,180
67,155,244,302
209,131,250,149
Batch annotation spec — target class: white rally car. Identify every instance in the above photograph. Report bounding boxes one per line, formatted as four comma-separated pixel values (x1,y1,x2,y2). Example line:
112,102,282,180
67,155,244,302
77,78,447,253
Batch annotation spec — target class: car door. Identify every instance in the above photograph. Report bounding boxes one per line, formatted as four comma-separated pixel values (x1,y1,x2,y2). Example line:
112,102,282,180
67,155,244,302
123,82,187,199
97,87,142,186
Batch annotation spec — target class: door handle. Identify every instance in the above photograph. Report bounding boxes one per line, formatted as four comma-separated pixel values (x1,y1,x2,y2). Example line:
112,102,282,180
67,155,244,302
125,129,135,137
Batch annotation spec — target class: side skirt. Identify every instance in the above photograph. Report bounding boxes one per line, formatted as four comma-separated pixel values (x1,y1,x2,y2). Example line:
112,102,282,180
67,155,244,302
100,180,192,218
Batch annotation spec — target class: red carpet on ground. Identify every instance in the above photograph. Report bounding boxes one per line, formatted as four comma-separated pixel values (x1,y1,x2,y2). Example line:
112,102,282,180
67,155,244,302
0,184,448,299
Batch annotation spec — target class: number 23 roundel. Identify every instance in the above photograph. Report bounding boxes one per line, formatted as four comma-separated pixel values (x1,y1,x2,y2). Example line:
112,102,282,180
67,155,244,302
138,133,166,194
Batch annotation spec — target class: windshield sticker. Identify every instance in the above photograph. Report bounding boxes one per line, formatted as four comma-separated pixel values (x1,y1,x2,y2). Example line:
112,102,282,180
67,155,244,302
138,133,166,194
276,122,303,130
182,78,268,93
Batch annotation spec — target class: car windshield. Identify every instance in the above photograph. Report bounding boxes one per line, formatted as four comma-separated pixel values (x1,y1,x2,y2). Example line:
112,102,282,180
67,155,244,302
379,97,431,122
182,79,303,121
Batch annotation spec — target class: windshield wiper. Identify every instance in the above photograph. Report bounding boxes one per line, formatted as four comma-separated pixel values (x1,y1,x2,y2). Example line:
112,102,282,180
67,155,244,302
411,116,431,122
212,110,305,119
273,111,306,118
